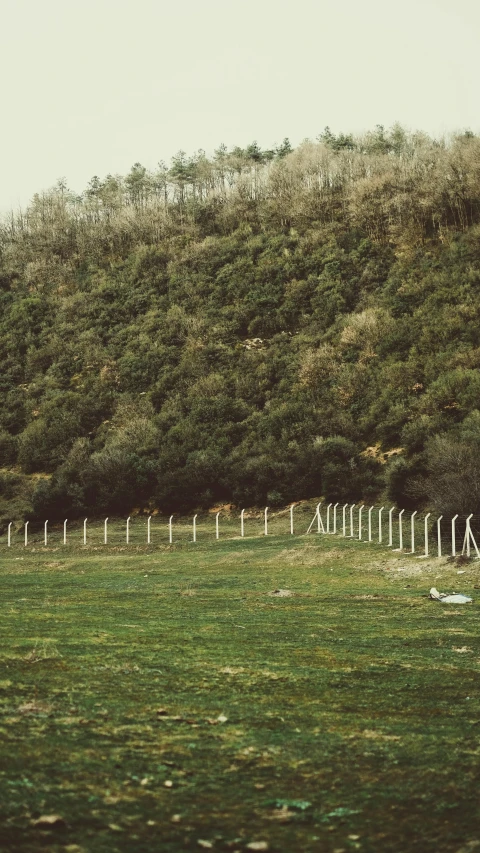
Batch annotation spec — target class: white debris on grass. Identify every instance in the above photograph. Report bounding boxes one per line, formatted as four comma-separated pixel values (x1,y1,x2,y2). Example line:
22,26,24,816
429,587,473,604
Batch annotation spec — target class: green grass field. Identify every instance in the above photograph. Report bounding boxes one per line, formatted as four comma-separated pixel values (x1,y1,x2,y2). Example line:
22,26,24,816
1,513,480,853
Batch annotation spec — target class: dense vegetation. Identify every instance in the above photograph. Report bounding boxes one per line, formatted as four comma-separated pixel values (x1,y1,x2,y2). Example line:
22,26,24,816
2,124,480,523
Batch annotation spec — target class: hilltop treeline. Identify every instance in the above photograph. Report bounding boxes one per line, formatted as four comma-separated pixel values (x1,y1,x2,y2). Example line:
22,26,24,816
2,124,480,523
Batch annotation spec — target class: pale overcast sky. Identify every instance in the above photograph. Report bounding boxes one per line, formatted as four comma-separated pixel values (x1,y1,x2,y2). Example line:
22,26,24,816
1,0,479,211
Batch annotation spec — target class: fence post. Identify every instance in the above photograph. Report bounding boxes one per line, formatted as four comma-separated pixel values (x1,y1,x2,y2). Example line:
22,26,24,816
349,504,355,538
147,515,151,545
358,505,364,540
437,515,443,557
216,511,220,540
306,503,321,535
169,515,173,544
240,509,245,538
44,520,48,547
463,514,480,558
63,519,67,546
451,514,458,557
463,514,473,558
192,514,197,543
126,516,131,544
7,522,12,547
424,512,431,557
264,507,269,536
104,517,108,545
410,511,417,553
24,521,29,547
394,509,405,551
368,506,373,542
317,502,323,533
83,518,87,546
290,504,294,535
378,507,384,543
388,507,394,547
333,502,339,534
342,503,348,537
326,503,332,534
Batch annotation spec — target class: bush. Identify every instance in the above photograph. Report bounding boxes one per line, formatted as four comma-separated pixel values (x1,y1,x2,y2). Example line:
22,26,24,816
424,433,480,517
385,455,426,510
0,429,17,466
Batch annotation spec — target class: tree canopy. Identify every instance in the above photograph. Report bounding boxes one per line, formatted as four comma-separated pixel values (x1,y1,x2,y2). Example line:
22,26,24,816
2,126,480,523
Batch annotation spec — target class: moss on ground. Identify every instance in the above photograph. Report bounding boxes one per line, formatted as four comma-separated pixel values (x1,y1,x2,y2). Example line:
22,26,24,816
1,527,480,852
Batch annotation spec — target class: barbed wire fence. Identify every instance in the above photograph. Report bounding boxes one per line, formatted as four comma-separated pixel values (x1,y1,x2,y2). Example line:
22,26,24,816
1,501,480,558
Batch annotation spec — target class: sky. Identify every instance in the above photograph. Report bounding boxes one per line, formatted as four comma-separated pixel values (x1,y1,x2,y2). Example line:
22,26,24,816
1,0,479,211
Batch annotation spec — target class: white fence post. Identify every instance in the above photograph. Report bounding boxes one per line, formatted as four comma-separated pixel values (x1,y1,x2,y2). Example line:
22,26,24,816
44,520,48,547
306,503,320,535
410,511,417,553
317,502,323,533
307,502,324,535
126,516,131,544
332,502,338,534
147,515,151,545
333,502,339,534
104,517,108,545
462,514,473,558
240,509,245,538
368,506,373,542
388,507,394,547
7,522,12,547
83,518,87,546
264,507,269,536
216,511,220,540
378,507,384,544
451,514,458,557
326,503,332,533
395,509,405,551
437,515,443,557
193,514,197,543
290,504,294,535
349,504,355,538
169,515,173,544
463,514,480,559
471,523,480,559
424,512,431,557
342,503,348,537
358,505,364,540
63,519,67,546
24,521,29,547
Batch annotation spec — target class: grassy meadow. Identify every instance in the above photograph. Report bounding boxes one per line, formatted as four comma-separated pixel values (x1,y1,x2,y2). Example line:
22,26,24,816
1,508,480,853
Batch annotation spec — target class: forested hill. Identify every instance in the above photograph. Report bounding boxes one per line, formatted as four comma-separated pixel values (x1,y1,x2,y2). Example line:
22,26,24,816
2,125,480,524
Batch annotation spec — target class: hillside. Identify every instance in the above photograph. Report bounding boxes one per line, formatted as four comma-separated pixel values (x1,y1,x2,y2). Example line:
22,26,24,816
1,125,480,523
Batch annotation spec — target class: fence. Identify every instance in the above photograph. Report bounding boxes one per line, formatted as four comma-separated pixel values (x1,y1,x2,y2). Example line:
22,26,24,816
305,502,480,558
2,502,480,558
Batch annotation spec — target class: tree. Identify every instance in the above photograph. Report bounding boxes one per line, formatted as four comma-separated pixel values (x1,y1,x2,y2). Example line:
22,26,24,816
125,163,150,209
275,138,293,158
423,413,480,516
318,127,355,151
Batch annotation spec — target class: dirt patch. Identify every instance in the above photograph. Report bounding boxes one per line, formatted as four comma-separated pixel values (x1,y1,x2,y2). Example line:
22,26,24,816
272,547,344,567
268,589,294,597
18,701,53,715
351,594,386,600
385,556,454,577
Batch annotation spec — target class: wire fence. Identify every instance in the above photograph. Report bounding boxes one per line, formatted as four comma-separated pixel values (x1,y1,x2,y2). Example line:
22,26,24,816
1,501,480,558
